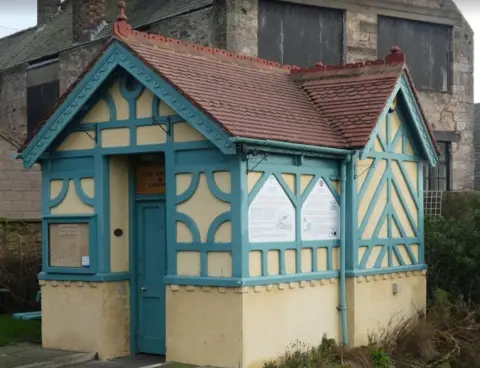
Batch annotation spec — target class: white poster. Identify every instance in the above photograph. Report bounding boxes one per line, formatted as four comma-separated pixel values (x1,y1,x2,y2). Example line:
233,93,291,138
248,175,296,243
301,178,340,241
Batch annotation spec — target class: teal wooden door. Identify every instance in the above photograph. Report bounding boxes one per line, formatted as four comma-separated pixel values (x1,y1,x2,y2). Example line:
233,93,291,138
136,200,166,355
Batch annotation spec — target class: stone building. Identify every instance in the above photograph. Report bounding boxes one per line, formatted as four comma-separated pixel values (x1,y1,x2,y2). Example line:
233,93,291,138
0,0,474,219
475,104,480,190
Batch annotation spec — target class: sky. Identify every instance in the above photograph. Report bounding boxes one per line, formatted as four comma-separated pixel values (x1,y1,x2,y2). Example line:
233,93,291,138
0,0,479,101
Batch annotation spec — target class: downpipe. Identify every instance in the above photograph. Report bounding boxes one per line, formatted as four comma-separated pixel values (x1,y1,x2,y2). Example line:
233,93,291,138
338,155,351,346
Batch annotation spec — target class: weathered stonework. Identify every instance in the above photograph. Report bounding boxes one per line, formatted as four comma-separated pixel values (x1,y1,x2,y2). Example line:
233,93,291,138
213,0,258,55
0,220,41,255
0,0,474,221
220,0,473,191
59,40,106,93
148,7,214,46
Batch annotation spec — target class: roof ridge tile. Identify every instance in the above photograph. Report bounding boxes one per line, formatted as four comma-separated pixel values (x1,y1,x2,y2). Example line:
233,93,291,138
113,4,294,73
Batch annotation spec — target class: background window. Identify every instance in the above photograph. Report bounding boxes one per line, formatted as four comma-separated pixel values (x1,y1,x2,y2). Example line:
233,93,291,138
424,142,450,191
26,59,60,136
258,0,344,67
377,16,452,92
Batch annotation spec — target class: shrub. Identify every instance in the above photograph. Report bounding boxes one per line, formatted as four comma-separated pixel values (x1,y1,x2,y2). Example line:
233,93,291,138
425,200,480,305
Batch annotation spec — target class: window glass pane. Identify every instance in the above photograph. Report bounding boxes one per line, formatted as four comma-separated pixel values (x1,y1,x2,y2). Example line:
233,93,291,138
439,142,447,160
438,179,447,191
438,164,447,179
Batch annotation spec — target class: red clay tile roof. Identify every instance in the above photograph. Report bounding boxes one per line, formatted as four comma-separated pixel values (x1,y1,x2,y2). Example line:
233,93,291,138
20,5,438,156
292,62,403,148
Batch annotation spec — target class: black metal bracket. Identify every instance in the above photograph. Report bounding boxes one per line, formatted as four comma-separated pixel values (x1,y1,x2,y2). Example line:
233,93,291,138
355,160,375,179
246,149,268,174
83,130,97,143
153,116,171,136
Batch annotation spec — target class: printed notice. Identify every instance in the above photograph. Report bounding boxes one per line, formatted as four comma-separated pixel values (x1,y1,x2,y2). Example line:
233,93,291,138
49,223,90,268
248,175,295,243
301,178,340,241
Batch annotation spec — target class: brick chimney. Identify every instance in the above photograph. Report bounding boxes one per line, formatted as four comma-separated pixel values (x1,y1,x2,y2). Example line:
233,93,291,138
72,0,106,43
37,0,60,27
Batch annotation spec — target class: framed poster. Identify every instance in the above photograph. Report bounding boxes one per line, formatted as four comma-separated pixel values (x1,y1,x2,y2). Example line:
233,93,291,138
49,223,90,268
44,215,96,274
248,175,296,243
301,178,340,241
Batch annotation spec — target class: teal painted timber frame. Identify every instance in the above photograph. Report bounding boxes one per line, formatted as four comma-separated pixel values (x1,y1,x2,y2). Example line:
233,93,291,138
361,74,438,168
26,38,437,287
242,153,343,280
351,101,429,276
19,41,235,168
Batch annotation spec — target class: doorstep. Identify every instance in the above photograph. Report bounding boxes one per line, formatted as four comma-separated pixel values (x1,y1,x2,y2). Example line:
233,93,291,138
0,343,97,368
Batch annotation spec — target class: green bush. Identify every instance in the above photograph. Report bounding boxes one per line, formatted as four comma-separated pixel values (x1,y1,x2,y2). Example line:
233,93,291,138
425,192,480,305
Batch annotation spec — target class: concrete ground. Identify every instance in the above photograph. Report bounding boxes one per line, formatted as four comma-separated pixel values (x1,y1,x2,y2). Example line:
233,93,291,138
0,343,95,368
0,343,197,368
69,356,196,368
69,354,165,368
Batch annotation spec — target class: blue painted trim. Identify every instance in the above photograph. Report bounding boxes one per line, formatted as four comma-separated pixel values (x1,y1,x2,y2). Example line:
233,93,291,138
20,41,235,168
346,264,427,277
176,174,200,204
96,155,110,273
360,73,438,167
42,215,97,274
206,212,231,243
231,137,351,158
164,271,340,286
104,92,117,121
38,272,130,281
339,157,349,346
234,157,247,278
175,213,201,243
346,153,359,270
74,178,94,206
48,180,69,208
128,157,138,355
243,154,344,279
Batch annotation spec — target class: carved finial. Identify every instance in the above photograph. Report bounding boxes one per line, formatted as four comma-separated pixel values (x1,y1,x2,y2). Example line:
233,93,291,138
385,45,405,64
117,1,127,22
390,45,401,55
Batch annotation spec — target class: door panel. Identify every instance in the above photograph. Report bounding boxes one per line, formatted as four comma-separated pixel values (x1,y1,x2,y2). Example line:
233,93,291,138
136,201,166,355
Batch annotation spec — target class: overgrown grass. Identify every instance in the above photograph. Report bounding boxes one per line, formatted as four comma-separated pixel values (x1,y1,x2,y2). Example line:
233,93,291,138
263,290,480,368
0,314,41,346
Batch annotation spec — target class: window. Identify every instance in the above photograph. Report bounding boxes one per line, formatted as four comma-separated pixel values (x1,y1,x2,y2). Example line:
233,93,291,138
26,59,60,136
378,16,452,92
424,142,450,191
258,0,344,67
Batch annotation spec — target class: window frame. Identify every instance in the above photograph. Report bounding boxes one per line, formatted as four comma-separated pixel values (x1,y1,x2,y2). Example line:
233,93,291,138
377,15,453,93
26,58,60,136
424,140,452,192
42,214,97,275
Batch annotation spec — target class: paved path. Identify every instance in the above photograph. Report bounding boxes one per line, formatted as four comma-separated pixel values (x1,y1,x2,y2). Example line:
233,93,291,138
0,343,94,368
69,355,195,368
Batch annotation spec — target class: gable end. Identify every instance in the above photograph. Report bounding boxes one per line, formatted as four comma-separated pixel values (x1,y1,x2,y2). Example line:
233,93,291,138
361,72,438,167
19,41,235,168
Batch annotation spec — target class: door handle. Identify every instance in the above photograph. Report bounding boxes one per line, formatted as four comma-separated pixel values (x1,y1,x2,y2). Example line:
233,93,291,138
141,286,147,292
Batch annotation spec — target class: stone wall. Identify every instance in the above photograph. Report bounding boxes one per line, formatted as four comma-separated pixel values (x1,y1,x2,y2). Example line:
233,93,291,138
0,65,42,219
0,0,474,222
222,0,474,191
0,220,41,256
59,40,106,94
149,7,214,46
343,0,474,191
0,219,41,311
